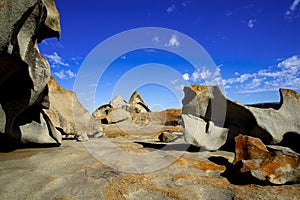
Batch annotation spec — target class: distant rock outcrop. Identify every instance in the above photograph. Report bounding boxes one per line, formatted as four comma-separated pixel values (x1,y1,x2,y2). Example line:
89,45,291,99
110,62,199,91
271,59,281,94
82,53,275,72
233,135,300,185
93,91,151,126
182,85,300,151
0,0,62,148
44,77,103,139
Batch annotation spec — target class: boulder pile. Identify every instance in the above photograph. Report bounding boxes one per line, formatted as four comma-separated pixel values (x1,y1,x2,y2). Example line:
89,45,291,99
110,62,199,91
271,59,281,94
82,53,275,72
93,91,151,126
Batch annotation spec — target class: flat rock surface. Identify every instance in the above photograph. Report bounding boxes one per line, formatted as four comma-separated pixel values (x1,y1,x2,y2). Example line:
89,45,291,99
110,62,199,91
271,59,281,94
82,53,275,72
1,138,300,200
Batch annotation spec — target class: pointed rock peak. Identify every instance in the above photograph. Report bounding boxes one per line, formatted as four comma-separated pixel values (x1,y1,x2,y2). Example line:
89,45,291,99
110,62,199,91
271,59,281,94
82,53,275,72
109,95,127,108
129,91,146,105
48,76,66,92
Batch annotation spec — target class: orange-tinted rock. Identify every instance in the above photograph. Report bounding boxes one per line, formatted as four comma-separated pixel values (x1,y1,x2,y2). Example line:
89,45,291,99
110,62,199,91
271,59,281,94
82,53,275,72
233,135,300,184
151,109,182,126
44,76,103,138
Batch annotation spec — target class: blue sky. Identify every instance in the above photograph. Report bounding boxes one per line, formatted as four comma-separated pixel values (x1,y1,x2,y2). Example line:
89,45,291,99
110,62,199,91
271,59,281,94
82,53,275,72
39,0,300,113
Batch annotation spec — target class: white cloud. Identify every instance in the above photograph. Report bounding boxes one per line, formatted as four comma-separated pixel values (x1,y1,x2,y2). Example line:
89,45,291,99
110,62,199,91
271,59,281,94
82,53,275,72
54,69,76,80
183,66,223,84
41,40,48,45
285,0,300,21
44,52,69,67
182,73,190,81
191,68,212,81
152,36,160,44
182,0,191,7
167,4,176,13
248,19,256,28
225,55,300,93
290,0,300,11
65,69,76,78
166,34,180,48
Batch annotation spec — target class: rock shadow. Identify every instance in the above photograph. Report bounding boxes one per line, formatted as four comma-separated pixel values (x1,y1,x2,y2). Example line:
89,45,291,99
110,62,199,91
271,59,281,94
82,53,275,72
208,156,269,186
134,141,208,152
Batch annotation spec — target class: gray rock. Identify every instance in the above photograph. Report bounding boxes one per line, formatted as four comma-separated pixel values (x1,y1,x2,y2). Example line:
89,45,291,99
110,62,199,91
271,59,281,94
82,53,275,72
44,77,103,138
182,114,228,150
93,91,151,126
76,134,89,142
110,95,127,108
106,108,132,124
158,132,176,143
182,84,300,151
0,0,61,147
128,91,150,113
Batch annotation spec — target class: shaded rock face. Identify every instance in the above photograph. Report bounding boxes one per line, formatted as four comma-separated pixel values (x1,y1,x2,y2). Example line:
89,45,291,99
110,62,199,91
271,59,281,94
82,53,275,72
0,0,61,148
44,77,103,138
182,84,300,152
233,135,300,185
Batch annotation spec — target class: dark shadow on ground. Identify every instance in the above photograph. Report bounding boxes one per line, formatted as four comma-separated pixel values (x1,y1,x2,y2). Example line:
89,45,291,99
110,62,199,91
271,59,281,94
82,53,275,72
134,141,211,152
208,156,269,186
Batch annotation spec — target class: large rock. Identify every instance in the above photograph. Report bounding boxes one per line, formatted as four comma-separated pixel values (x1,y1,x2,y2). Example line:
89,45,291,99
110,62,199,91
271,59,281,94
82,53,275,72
183,114,228,151
93,91,151,126
44,77,103,138
233,135,300,185
0,0,61,148
128,91,150,113
182,85,300,152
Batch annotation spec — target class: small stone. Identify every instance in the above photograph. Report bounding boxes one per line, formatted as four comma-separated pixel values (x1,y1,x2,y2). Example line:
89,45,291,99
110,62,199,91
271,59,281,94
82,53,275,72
158,132,176,143
76,134,89,142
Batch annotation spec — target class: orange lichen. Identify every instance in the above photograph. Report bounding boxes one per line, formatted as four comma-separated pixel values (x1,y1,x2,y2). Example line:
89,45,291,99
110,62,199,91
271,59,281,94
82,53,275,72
118,146,148,153
104,174,194,200
173,157,226,171
283,89,300,99
0,3,6,9
53,196,71,200
190,84,209,93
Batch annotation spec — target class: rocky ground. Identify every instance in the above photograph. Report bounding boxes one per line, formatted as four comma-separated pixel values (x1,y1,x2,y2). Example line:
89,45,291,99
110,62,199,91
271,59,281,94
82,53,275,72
1,130,300,200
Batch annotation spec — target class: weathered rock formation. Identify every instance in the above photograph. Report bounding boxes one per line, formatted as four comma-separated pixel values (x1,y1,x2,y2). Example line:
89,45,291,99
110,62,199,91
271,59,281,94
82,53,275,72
182,85,300,151
44,76,103,139
233,135,300,185
0,0,62,148
93,91,151,126
151,109,182,126
0,1,100,149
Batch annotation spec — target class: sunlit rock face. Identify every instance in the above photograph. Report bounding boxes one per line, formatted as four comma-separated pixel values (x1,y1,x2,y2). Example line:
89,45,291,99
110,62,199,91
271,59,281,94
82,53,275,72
182,84,300,152
44,76,103,139
0,0,61,148
233,135,300,185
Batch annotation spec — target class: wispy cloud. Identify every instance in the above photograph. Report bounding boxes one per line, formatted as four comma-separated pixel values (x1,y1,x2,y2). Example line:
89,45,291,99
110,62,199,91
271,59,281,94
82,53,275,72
182,56,300,93
248,19,256,28
182,0,191,7
152,36,160,44
54,69,76,80
166,34,180,48
167,4,176,13
226,55,300,93
44,52,69,67
285,0,300,21
182,65,223,85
